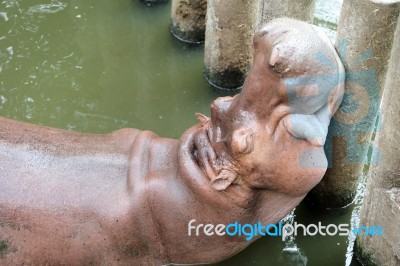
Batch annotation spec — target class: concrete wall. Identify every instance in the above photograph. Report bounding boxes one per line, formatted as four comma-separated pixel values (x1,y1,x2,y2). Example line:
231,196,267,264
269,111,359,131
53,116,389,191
309,0,400,207
355,12,400,266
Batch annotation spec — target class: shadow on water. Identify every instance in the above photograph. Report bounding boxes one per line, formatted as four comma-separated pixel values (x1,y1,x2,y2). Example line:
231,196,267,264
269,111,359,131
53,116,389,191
0,0,363,265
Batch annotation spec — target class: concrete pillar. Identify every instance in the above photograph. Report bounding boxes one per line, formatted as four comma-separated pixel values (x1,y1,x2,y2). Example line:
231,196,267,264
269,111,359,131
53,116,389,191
170,0,207,43
204,0,263,89
355,15,400,265
308,0,400,208
261,0,314,25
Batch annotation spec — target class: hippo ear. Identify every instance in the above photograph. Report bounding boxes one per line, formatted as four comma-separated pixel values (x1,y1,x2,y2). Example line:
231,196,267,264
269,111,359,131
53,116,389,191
196,113,210,126
269,46,292,74
269,47,280,67
211,169,238,191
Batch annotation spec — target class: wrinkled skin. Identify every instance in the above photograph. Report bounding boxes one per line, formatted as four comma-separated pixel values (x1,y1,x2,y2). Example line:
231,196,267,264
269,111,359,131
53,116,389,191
0,18,344,265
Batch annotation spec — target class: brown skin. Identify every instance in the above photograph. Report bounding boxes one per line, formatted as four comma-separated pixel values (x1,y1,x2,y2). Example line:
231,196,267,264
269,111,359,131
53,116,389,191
0,18,343,265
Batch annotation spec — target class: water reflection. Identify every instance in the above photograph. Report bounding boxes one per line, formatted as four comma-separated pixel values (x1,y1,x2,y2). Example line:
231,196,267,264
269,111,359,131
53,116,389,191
282,249,308,266
27,1,67,15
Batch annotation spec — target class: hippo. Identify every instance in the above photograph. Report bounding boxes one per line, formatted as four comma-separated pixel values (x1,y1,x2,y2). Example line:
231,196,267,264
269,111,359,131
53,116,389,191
0,18,344,265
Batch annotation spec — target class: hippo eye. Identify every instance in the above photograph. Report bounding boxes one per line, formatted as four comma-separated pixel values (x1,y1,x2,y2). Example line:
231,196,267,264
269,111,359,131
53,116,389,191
231,128,254,155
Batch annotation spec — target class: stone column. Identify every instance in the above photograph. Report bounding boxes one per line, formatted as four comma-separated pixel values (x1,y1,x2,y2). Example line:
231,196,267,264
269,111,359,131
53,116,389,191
355,15,400,266
261,0,314,25
309,0,400,208
170,0,207,43
204,0,263,89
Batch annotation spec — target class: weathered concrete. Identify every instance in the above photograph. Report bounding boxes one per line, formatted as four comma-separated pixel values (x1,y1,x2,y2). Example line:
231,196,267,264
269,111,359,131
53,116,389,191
355,14,400,266
170,0,207,43
260,0,314,25
309,0,400,207
204,0,263,89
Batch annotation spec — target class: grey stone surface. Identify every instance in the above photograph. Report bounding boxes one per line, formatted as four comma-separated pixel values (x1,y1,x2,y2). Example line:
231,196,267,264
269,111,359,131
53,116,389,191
204,0,263,89
356,13,400,266
309,0,400,207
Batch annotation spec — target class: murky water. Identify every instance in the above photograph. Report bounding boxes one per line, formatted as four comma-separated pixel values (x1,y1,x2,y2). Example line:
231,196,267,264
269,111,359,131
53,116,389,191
0,0,363,265
0,0,229,137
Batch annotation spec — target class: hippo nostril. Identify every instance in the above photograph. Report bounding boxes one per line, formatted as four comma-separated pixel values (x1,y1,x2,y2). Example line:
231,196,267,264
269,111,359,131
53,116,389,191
211,97,234,115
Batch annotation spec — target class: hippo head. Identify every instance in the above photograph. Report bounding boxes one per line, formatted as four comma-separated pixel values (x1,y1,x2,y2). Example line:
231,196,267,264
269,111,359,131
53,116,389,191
186,18,344,199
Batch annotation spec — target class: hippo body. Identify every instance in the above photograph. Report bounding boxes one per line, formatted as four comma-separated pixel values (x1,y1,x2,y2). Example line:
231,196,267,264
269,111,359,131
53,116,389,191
0,18,344,265
0,116,319,265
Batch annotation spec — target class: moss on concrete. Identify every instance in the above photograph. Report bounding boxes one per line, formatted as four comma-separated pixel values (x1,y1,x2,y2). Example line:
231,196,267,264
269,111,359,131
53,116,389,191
170,0,207,43
354,238,378,266
0,240,8,258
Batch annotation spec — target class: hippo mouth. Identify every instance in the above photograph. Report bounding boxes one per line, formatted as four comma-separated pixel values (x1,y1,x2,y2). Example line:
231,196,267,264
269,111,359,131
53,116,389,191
177,124,213,192
178,123,220,187
192,126,218,180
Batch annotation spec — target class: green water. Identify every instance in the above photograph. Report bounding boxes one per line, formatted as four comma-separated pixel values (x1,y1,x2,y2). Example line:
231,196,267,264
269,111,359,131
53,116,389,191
0,1,361,265
0,0,229,137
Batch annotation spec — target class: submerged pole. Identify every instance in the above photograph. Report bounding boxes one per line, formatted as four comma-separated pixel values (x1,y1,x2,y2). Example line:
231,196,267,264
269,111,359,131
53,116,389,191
355,14,400,265
204,0,263,89
170,0,207,43
309,0,400,207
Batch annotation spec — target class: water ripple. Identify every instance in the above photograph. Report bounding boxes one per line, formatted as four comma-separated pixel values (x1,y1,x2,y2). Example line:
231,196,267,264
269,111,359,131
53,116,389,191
26,1,67,15
2,0,20,8
0,12,8,21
